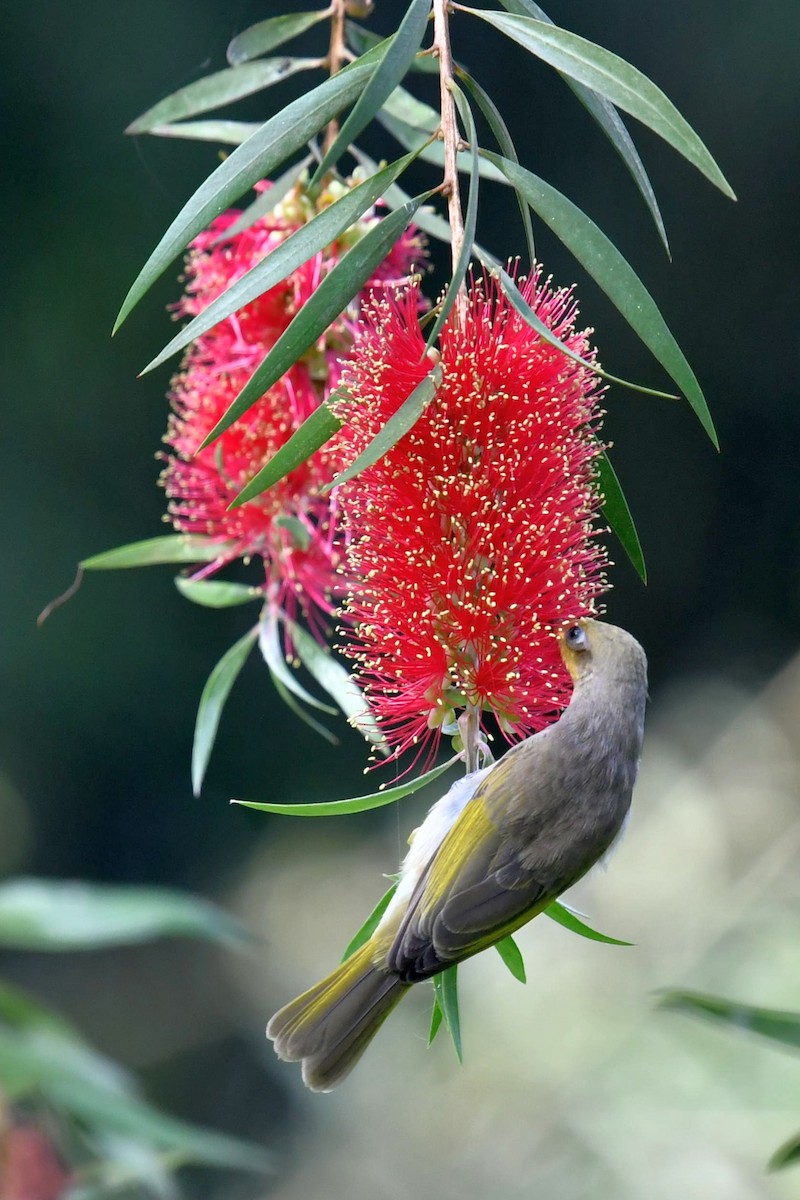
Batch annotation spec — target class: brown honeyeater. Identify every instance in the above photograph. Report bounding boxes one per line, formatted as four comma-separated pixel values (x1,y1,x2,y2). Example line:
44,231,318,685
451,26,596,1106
267,618,648,1090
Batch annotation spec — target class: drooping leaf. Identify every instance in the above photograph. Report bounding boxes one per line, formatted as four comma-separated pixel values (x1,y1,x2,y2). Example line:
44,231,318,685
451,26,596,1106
269,670,339,745
286,618,390,754
143,152,422,375
346,20,440,73
382,85,439,133
0,879,247,951
229,401,342,503
497,0,668,253
466,8,735,199
325,365,442,492
478,248,675,400
175,578,262,607
311,0,432,186
192,627,257,796
658,990,800,1052
341,884,398,960
350,148,453,243
212,195,431,462
228,11,328,65
127,60,319,134
220,154,313,242
432,966,462,1062
258,610,337,714
544,900,632,945
232,757,457,816
115,44,390,331
147,120,262,145
595,449,647,583
495,935,527,983
770,1132,800,1173
428,997,444,1045
376,109,509,184
455,68,535,264
480,154,718,444
81,535,232,570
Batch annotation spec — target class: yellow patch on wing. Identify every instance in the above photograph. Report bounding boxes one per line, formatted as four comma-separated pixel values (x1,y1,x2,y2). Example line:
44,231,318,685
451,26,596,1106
417,793,497,917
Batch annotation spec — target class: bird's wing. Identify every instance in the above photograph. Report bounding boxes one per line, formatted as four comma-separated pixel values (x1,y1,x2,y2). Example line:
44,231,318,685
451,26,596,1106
387,737,568,981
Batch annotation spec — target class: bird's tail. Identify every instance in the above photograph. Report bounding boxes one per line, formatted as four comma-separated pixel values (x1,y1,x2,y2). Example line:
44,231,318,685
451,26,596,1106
267,939,408,1091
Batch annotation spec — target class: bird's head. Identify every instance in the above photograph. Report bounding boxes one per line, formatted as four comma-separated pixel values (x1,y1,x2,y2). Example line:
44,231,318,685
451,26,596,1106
558,618,647,689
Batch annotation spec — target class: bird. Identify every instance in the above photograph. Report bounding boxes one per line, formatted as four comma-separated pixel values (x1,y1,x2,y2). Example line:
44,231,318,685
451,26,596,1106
267,617,648,1090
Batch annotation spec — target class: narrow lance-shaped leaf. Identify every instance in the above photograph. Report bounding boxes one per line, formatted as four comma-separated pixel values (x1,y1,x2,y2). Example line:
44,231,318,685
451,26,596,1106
228,11,329,65
235,401,342,501
498,0,668,253
770,1132,800,1173
428,997,444,1045
595,449,647,583
465,8,735,199
81,535,233,570
432,966,463,1062
658,990,800,1051
192,627,257,796
495,935,527,982
477,246,677,401
127,59,320,134
342,884,398,960
377,109,510,184
350,147,453,243
115,43,390,331
311,0,432,187
148,120,262,146
425,82,479,349
325,365,442,493
455,68,535,265
258,610,337,714
221,154,313,242
232,756,457,816
346,20,440,74
218,194,432,472
544,899,632,945
481,152,719,445
143,152,423,376
175,578,262,608
286,617,389,754
269,670,339,745
0,879,248,951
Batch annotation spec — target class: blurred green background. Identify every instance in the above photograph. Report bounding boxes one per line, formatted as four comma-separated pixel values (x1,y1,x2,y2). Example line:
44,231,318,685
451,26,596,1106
2,1,800,1196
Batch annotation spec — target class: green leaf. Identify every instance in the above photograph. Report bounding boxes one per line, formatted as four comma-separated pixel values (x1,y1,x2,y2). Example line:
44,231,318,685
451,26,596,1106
147,120,262,145
192,627,257,796
325,365,442,492
595,449,646,583
346,20,440,74
175,578,262,607
127,60,319,134
268,670,339,745
770,1132,800,1173
81,535,232,570
455,68,535,265
311,0,432,186
228,11,328,65
432,966,462,1062
477,248,675,400
143,152,421,376
425,82,479,349
497,0,668,254
258,609,337,714
341,884,398,960
350,147,453,243
382,85,439,132
220,154,313,242
428,997,444,1045
0,879,247,951
658,989,800,1051
115,46,388,331
466,9,735,199
230,402,342,503
376,109,509,184
495,935,526,983
286,617,389,753
232,756,457,816
213,194,431,460
544,900,632,945
480,153,719,445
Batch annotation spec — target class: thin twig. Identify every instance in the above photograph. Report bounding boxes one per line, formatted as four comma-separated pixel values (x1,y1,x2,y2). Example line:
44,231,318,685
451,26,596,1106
323,0,348,154
432,0,466,316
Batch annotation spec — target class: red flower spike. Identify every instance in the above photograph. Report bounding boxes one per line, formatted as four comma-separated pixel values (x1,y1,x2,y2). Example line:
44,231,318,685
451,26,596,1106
162,176,426,630
332,271,609,764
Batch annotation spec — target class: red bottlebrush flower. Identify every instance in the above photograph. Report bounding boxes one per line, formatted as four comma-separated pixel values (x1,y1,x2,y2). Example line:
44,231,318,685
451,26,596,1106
162,175,426,627
0,1123,70,1200
332,270,608,763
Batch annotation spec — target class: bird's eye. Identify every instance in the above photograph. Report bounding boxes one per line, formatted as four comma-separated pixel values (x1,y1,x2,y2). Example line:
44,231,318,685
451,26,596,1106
565,624,587,651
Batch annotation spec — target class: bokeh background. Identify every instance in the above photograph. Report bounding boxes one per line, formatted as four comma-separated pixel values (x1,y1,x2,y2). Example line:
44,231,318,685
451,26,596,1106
3,0,800,1196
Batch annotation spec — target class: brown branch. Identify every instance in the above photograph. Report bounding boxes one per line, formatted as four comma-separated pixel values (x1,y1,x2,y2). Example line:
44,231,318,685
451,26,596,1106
432,0,465,309
323,0,348,154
